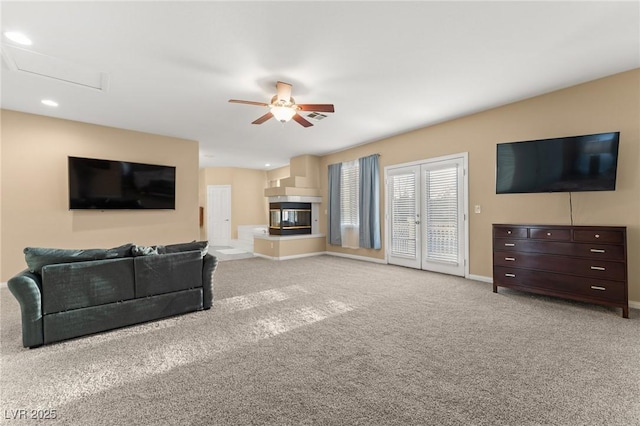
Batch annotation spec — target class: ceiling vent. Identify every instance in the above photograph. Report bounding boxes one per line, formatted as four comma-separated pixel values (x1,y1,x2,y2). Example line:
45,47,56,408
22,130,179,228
1,45,109,92
307,112,327,121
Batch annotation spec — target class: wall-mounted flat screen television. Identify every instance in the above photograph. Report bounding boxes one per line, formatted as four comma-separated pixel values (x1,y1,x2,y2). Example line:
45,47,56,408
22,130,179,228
496,132,620,194
69,156,176,209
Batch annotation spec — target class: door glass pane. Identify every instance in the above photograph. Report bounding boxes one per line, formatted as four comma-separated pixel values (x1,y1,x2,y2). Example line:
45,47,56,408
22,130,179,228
424,166,458,264
390,173,417,257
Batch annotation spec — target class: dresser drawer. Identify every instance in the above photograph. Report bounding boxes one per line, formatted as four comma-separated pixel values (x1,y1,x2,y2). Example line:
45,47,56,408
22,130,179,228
529,228,571,241
494,267,627,303
494,226,527,239
493,239,625,260
492,252,626,281
573,229,624,244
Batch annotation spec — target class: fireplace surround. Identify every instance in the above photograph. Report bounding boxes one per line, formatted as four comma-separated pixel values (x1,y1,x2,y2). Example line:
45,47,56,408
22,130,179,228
269,202,312,235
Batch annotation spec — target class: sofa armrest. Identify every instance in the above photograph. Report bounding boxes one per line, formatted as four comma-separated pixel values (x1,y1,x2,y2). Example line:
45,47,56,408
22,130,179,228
8,270,44,348
202,254,218,309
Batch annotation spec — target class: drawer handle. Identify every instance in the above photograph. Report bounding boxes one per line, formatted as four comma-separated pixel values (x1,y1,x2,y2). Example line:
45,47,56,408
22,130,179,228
505,273,516,278
590,286,606,291
507,230,512,234
590,248,605,253
590,266,606,271
504,243,515,247
547,232,552,236
504,257,515,261
595,234,600,238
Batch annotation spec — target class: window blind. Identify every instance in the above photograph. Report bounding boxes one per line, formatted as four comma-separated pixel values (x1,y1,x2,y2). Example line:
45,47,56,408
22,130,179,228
424,166,458,264
390,173,417,257
340,160,359,227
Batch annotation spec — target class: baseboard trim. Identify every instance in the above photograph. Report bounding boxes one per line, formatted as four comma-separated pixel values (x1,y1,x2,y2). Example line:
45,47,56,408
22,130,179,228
467,274,493,283
325,251,387,264
629,300,640,310
0,282,6,289
254,252,326,261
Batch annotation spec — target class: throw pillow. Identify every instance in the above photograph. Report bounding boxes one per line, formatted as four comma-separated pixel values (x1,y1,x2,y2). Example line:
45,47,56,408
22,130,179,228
110,243,135,258
131,245,160,257
162,240,209,257
24,247,120,274
24,243,133,274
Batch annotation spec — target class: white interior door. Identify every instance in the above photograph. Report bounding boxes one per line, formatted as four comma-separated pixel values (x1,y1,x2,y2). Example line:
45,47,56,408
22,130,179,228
207,185,231,247
386,154,467,277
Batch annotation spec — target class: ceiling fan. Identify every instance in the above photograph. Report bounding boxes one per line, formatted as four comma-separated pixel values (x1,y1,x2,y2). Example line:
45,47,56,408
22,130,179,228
228,81,335,127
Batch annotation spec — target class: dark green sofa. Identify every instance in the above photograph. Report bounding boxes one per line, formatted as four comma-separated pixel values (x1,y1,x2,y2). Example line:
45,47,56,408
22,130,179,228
8,243,218,348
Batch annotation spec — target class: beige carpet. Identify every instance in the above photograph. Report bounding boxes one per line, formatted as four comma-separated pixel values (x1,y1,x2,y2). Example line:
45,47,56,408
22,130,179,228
1,255,639,425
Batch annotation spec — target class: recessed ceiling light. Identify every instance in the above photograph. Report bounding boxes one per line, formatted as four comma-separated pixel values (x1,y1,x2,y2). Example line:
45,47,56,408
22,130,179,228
4,31,32,46
41,99,59,107
265,163,271,167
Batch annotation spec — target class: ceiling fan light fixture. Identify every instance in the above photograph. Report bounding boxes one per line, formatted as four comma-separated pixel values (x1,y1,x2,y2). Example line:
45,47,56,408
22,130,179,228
229,81,333,127
271,106,296,122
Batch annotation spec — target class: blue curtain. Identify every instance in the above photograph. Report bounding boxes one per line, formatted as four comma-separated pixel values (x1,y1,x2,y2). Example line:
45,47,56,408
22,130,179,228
327,163,342,246
358,154,381,249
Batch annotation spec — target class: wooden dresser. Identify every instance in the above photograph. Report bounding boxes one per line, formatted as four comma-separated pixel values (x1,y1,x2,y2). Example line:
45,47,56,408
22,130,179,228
492,224,628,318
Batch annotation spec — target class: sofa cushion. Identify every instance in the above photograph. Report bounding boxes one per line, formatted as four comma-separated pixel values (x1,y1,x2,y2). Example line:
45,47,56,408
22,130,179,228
161,240,209,257
43,288,203,344
134,251,202,297
24,243,134,274
41,257,135,315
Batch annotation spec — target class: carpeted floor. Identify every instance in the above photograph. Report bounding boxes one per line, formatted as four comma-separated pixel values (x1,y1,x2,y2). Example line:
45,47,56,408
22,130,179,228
1,255,639,425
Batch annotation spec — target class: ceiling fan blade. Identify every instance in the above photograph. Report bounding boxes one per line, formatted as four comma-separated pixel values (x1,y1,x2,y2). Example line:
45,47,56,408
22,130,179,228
296,104,335,113
276,81,292,103
229,99,269,107
252,112,274,125
292,113,313,128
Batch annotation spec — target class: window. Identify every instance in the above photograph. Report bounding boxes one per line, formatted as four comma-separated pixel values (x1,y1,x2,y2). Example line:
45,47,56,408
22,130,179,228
328,154,380,250
340,160,359,248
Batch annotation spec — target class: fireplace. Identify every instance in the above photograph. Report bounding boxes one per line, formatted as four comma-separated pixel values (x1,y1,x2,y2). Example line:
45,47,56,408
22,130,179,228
269,202,312,235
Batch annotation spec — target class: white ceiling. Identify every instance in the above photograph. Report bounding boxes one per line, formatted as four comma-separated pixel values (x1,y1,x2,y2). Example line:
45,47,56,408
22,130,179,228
2,1,639,170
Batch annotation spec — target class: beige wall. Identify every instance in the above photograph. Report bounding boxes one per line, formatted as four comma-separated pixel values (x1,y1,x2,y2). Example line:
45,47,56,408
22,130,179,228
199,167,268,240
266,165,290,187
1,110,200,281
319,69,640,302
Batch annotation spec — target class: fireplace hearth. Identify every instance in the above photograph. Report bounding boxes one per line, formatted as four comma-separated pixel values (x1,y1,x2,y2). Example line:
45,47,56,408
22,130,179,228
269,202,312,235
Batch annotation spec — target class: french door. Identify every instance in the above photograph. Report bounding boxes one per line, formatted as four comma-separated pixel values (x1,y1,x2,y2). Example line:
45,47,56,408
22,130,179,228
386,154,467,277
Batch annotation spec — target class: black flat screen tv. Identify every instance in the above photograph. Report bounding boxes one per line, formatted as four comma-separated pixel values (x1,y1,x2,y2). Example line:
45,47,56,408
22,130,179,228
69,156,176,209
496,132,620,194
